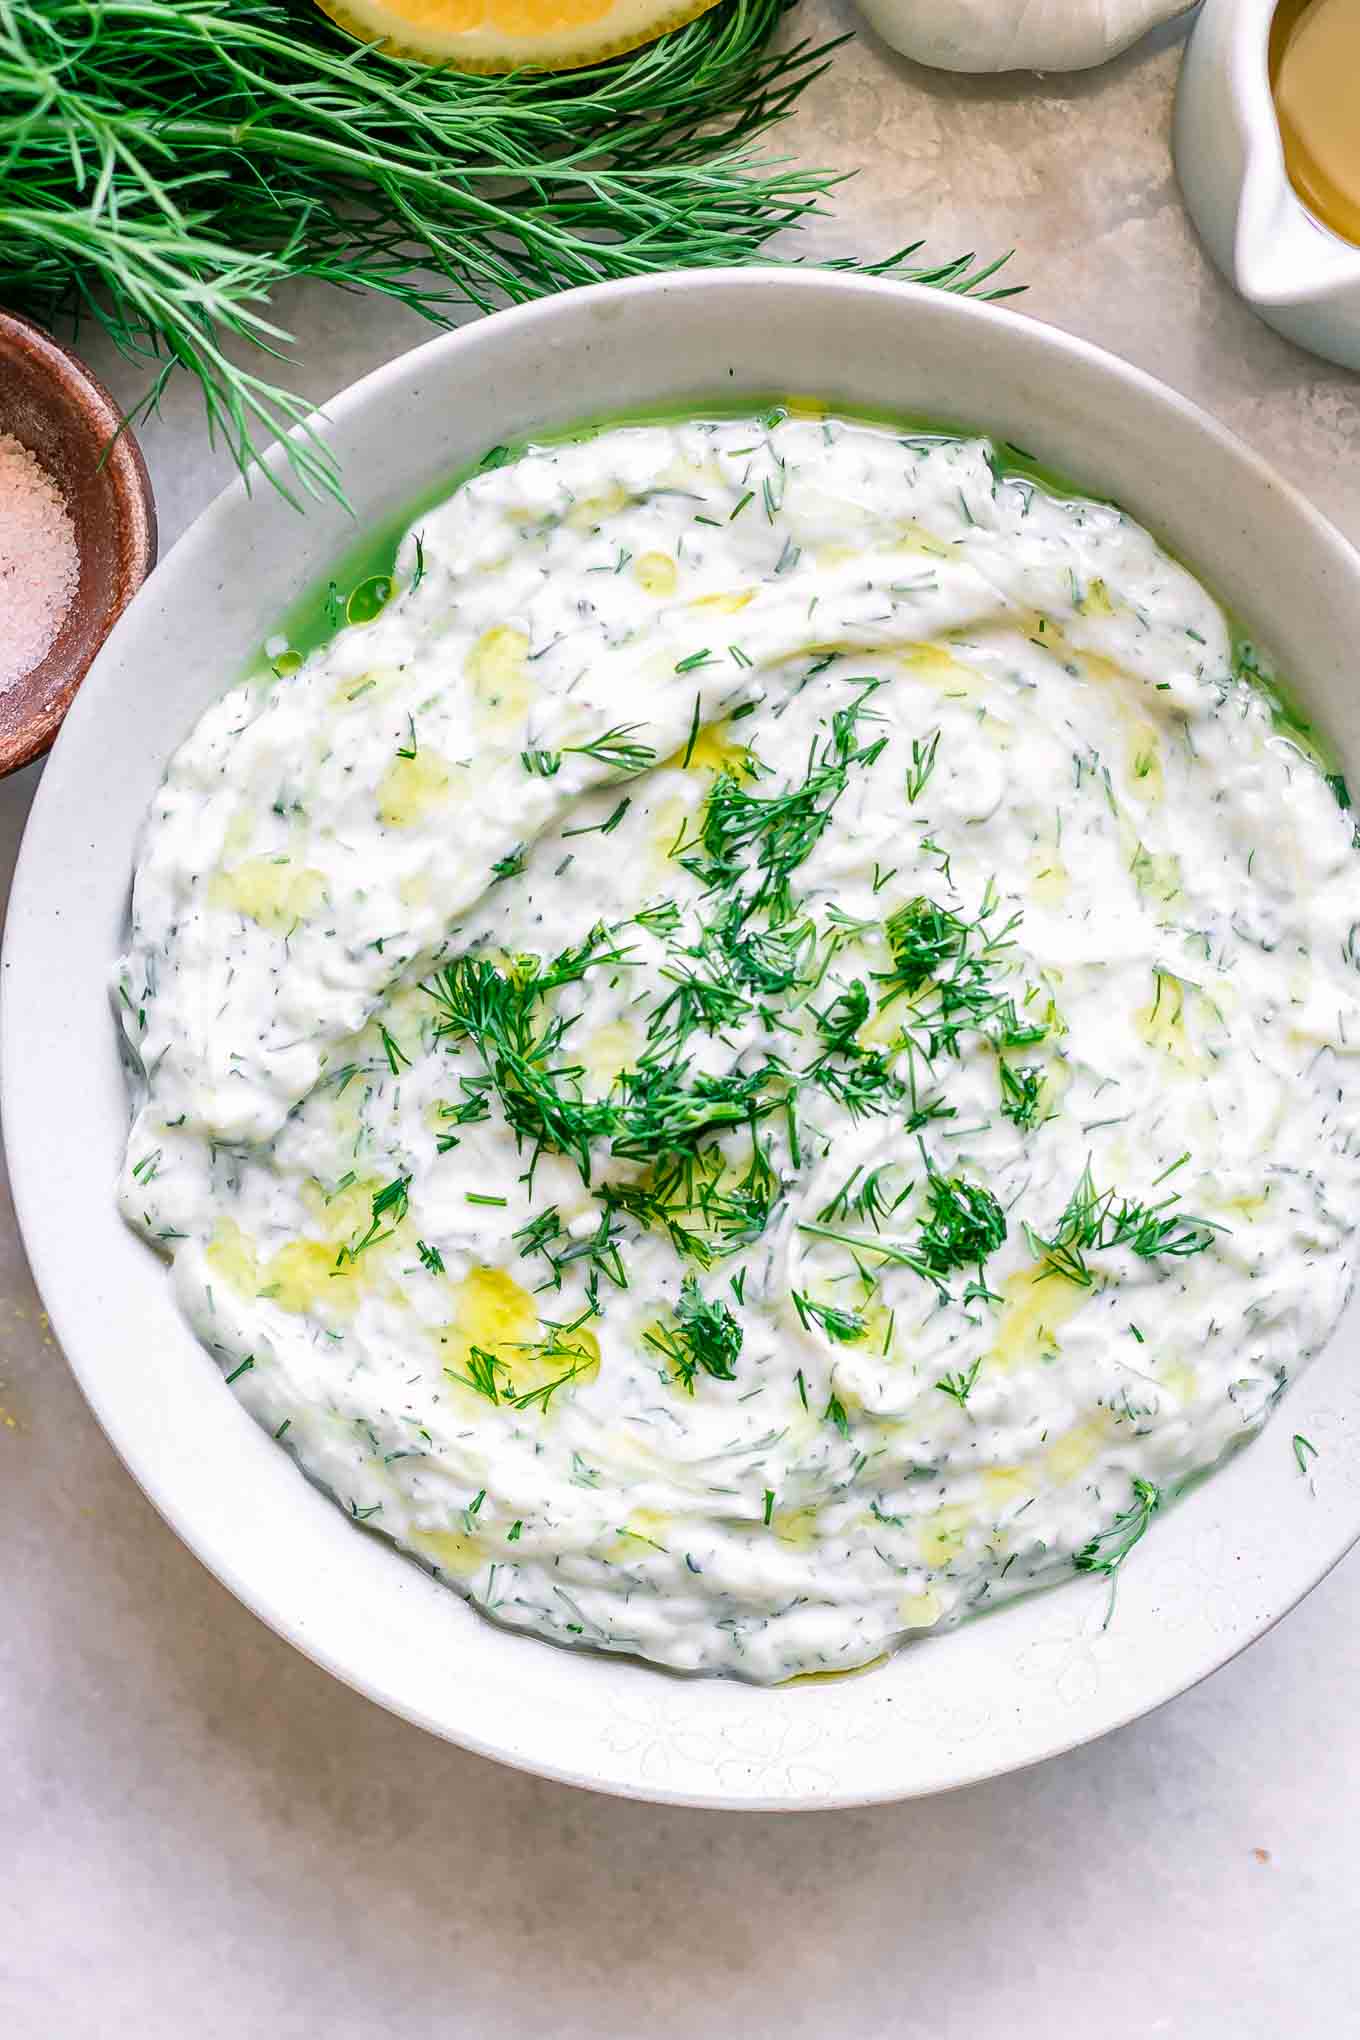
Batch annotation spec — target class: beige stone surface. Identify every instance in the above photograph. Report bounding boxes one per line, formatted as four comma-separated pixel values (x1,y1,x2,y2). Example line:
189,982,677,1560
3,11,1359,2036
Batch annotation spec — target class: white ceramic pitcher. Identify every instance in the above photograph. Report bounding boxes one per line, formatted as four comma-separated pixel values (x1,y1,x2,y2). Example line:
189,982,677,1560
1175,0,1360,371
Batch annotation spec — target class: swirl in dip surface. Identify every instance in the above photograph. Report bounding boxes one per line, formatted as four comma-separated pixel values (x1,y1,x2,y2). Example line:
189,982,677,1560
116,415,1360,1682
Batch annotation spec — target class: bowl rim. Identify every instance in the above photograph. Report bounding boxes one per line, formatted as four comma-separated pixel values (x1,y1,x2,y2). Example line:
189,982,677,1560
0,306,158,777
6,267,1360,1809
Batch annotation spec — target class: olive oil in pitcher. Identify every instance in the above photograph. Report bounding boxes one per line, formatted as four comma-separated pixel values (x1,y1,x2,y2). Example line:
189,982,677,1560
1271,0,1360,247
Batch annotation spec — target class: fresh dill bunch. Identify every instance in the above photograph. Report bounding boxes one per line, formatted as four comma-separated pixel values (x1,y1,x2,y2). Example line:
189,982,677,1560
0,0,1016,506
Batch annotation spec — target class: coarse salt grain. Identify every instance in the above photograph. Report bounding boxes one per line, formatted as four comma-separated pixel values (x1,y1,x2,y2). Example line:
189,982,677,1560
0,432,79,691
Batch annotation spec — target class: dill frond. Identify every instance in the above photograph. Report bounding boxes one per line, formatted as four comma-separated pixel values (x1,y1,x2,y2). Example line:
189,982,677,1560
0,0,1015,506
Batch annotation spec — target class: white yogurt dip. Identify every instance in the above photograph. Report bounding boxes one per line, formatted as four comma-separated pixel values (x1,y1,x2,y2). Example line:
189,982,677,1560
115,413,1360,1681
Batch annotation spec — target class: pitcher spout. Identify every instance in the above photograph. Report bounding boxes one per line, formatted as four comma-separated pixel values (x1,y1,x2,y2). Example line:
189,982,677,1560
1235,127,1360,309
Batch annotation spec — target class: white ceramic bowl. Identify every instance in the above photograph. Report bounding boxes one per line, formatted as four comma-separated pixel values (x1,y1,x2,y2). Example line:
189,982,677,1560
6,272,1360,1809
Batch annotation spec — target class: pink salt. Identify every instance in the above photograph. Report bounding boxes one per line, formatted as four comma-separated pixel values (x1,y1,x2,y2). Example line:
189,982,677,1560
0,432,79,690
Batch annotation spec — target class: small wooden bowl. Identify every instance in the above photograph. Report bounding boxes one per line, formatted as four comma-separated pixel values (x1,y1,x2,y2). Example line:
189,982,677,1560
0,309,157,777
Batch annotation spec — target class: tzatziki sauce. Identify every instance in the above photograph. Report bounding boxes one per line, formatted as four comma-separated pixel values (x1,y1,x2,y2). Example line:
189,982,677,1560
116,413,1360,1682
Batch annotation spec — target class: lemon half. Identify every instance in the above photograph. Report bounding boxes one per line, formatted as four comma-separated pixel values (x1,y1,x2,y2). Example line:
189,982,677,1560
318,0,725,73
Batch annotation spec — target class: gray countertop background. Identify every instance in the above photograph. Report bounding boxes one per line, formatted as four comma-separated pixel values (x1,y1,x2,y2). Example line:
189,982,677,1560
5,8,1359,2034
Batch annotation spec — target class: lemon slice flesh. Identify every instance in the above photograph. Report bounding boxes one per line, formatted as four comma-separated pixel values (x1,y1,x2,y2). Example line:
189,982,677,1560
318,0,725,73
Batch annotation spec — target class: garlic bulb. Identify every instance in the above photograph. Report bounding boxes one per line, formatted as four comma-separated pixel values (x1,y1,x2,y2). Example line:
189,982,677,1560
854,0,1191,73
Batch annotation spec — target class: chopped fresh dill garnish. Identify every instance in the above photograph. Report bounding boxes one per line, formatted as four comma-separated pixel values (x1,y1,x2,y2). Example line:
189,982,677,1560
1030,1160,1221,1287
505,1359,592,1414
562,797,631,839
905,728,941,803
513,1203,628,1292
324,1061,367,1095
796,1220,941,1295
490,844,526,883
378,1023,410,1074
450,1343,505,1402
999,1060,1046,1130
643,1274,743,1392
567,724,656,774
823,1392,851,1438
812,977,870,1049
681,692,704,769
793,1291,865,1342
1073,1477,1161,1578
417,1239,445,1275
448,1310,596,1413
816,1163,907,1231
1293,1433,1319,1474
874,886,1046,1073
522,725,656,781
635,899,682,937
935,1358,982,1408
916,1167,1007,1277
338,1174,411,1262
678,692,886,924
